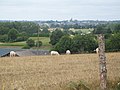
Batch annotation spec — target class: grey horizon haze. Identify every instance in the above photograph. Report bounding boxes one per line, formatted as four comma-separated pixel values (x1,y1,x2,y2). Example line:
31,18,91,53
0,0,120,21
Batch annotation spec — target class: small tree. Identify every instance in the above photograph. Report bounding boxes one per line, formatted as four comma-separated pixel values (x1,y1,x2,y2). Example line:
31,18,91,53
54,35,73,53
35,41,42,47
72,35,97,53
49,29,64,45
26,39,35,47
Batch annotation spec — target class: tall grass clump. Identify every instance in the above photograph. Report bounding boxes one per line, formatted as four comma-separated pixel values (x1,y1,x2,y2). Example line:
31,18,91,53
67,80,90,90
107,80,120,90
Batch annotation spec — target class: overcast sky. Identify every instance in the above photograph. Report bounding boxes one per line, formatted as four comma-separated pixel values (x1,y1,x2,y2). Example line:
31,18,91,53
0,0,120,21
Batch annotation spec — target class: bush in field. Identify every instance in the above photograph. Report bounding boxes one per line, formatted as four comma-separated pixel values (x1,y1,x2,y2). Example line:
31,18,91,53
116,82,120,90
35,41,42,47
26,39,35,47
107,80,120,90
67,80,90,90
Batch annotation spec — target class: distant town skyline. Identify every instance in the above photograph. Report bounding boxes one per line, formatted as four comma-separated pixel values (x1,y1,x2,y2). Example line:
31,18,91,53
0,0,120,21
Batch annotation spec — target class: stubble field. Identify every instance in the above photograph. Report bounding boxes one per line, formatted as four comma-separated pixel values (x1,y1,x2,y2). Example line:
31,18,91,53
0,53,120,90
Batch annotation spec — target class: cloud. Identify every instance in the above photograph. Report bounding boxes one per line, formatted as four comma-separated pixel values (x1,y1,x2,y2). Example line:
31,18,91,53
0,0,120,20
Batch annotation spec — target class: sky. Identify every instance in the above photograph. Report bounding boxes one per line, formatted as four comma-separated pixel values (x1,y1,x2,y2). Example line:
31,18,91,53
0,0,120,21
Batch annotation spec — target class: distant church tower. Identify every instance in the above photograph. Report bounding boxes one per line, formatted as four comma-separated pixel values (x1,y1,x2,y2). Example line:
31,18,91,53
70,18,73,22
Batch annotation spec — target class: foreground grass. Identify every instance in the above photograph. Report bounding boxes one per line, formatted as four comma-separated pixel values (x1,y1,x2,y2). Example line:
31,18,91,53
0,53,120,90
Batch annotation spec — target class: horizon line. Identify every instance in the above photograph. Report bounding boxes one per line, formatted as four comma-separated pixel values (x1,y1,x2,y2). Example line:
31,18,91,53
0,19,120,22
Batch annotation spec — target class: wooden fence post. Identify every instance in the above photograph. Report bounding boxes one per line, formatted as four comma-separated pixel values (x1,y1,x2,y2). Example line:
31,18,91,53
98,34,107,90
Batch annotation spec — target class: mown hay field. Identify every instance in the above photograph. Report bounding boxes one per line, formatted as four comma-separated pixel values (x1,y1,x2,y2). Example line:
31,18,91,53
0,53,120,90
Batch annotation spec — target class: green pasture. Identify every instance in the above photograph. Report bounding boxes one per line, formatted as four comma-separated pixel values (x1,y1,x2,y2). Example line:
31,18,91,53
0,41,26,47
29,37,50,46
69,28,94,34
0,37,51,50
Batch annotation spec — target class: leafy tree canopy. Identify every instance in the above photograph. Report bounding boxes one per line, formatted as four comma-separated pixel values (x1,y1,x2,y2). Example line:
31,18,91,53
54,35,73,53
49,29,65,45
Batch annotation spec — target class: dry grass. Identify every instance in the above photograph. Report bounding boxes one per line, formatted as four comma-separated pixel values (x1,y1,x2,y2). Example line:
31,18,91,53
0,53,120,90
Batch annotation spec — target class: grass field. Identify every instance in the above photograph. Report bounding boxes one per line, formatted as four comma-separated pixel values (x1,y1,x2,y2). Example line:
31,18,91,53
0,53,120,90
0,37,51,50
30,37,51,50
49,28,94,34
69,28,94,34
29,37,50,46
0,41,26,47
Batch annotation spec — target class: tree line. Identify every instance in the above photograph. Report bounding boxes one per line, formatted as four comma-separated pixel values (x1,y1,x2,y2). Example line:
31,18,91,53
94,24,120,52
0,21,50,42
50,23,120,53
49,29,97,53
0,21,120,53
0,21,38,42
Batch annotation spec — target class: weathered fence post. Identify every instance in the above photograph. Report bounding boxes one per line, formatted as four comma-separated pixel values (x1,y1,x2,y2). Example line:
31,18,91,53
97,34,107,90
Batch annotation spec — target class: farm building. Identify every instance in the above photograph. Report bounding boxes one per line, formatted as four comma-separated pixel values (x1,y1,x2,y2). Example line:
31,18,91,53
0,49,49,57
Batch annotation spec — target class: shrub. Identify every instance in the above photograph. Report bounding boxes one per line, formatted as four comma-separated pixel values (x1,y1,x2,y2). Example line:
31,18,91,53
26,39,35,47
35,41,42,47
67,80,90,90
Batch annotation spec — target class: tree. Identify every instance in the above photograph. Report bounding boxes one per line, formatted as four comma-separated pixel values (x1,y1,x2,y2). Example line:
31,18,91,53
93,24,112,34
106,33,120,51
53,34,97,54
16,32,29,41
0,34,8,42
26,39,35,47
72,35,97,53
17,22,39,36
8,28,18,42
49,29,64,45
39,27,50,37
0,26,9,35
113,24,120,33
54,35,73,53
